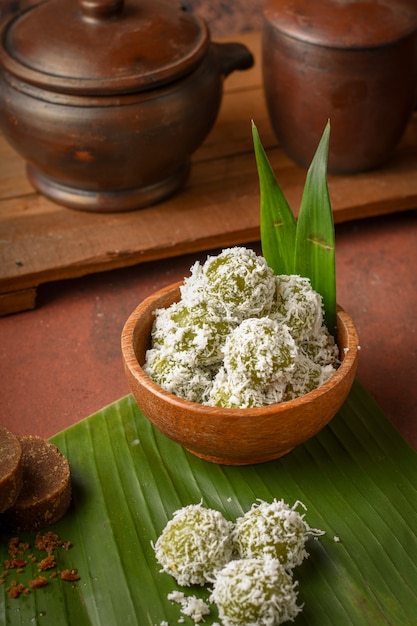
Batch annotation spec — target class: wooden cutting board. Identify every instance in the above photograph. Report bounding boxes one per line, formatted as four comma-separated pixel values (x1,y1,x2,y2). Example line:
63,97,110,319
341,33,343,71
1,31,417,316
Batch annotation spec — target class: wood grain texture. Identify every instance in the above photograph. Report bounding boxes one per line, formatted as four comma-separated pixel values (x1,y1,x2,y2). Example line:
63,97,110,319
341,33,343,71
1,31,417,315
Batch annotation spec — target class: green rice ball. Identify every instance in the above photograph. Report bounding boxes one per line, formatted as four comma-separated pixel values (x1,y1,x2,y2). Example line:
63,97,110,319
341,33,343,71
207,366,266,408
282,353,327,401
299,325,340,367
182,248,277,322
151,300,234,366
153,503,234,586
144,249,339,408
233,499,319,570
223,318,298,388
143,349,214,403
210,557,302,626
272,275,323,341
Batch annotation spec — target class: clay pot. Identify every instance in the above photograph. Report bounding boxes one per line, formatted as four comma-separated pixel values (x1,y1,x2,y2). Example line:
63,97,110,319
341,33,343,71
121,281,359,465
0,0,253,212
262,0,417,174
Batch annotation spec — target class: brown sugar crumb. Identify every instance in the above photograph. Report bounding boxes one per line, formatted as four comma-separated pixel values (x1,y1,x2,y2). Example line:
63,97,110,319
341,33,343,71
35,531,61,554
5,558,27,569
38,555,56,571
29,576,48,589
60,569,80,582
1,531,79,598
7,587,20,598
7,537,20,557
6,582,29,598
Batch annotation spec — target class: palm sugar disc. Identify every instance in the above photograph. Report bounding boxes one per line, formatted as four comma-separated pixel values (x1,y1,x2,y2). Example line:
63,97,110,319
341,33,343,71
3,435,71,532
0,427,23,513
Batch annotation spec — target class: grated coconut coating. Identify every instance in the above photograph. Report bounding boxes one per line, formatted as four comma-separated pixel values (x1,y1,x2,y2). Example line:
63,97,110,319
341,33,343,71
271,275,323,341
150,300,236,367
210,557,302,626
144,247,339,407
167,591,211,623
207,318,298,408
223,318,297,387
180,247,277,322
281,353,333,402
143,348,215,404
232,499,324,570
154,503,234,586
299,325,339,368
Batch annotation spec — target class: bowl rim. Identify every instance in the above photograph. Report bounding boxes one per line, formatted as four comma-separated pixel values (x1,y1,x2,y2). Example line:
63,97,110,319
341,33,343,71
121,280,360,416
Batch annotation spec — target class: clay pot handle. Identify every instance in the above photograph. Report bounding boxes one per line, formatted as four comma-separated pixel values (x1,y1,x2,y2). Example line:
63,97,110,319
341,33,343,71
80,0,124,21
212,42,254,78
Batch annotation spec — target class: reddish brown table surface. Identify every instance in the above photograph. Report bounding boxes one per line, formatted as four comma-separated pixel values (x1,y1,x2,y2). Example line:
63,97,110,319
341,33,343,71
0,209,416,450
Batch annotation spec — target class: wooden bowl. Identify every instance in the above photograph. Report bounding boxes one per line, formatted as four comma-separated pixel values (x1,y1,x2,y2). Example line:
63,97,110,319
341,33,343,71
121,282,360,465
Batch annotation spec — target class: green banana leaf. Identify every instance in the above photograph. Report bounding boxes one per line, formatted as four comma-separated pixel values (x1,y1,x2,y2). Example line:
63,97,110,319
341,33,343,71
1,380,417,625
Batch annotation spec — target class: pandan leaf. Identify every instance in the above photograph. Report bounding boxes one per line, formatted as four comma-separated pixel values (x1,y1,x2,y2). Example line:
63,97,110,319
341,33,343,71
2,385,417,625
295,121,337,336
252,121,296,275
253,120,336,338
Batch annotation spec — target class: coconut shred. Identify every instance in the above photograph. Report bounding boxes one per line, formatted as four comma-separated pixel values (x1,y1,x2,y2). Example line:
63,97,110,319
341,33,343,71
144,247,339,407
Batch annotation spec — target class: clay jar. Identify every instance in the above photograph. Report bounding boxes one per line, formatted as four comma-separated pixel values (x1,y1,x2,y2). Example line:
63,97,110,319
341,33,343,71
0,0,253,212
262,0,417,174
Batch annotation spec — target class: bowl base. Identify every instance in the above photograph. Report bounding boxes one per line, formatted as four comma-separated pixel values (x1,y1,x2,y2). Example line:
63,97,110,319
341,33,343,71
26,162,190,213
184,446,294,465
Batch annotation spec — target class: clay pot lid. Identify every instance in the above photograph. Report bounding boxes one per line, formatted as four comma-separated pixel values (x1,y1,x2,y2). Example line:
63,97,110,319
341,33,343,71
0,0,210,95
264,0,417,49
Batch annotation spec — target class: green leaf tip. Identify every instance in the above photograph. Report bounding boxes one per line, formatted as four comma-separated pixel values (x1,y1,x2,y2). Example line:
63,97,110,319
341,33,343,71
252,121,296,276
296,120,336,336
253,120,337,338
